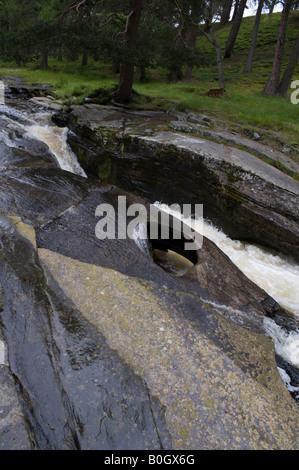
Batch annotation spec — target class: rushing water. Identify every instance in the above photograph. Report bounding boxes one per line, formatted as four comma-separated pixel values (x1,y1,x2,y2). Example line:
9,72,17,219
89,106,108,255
154,202,299,317
0,339,6,365
153,202,299,375
26,124,87,177
1,102,299,389
0,103,86,177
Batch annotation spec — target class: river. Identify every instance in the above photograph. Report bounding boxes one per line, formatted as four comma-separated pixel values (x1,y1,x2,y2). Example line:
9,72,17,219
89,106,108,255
1,99,299,399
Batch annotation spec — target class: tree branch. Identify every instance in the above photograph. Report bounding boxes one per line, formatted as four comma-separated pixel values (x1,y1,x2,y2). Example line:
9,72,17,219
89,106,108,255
100,12,127,28
60,0,88,19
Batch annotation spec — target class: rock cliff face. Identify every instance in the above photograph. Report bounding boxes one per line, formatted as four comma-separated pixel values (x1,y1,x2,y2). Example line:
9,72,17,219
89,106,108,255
0,96,299,449
58,104,299,263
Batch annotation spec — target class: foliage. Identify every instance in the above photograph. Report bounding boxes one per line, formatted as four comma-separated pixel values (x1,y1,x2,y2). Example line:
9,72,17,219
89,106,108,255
0,10,298,148
0,0,298,114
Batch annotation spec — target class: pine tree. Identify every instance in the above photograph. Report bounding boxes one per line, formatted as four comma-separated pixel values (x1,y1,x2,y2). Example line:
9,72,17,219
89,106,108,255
224,0,247,58
243,0,264,73
263,0,293,95
276,32,299,97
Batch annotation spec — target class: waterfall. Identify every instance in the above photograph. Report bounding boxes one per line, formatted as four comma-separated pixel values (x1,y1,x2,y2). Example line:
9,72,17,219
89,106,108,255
0,103,86,177
263,317,299,367
26,124,87,178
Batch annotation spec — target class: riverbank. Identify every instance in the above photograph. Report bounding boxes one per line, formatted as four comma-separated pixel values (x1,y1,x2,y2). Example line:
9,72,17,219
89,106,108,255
2,70,299,180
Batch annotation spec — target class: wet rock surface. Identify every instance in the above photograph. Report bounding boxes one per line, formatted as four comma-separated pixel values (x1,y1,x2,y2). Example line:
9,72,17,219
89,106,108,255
0,217,171,450
0,365,32,450
0,95,299,449
3,76,54,101
59,104,299,262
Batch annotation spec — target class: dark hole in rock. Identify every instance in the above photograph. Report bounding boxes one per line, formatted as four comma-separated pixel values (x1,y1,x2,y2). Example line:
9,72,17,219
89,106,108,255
144,218,199,276
152,248,195,276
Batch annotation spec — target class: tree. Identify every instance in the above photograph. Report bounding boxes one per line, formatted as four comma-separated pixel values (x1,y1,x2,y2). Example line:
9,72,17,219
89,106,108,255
62,8,103,67
0,0,37,65
263,0,293,95
243,0,264,73
179,1,205,81
61,0,144,103
114,0,143,103
264,0,279,14
61,0,206,99
166,0,224,85
224,0,247,58
184,22,200,80
157,0,205,82
153,1,184,81
30,0,71,69
220,0,233,25
202,0,226,87
276,32,299,96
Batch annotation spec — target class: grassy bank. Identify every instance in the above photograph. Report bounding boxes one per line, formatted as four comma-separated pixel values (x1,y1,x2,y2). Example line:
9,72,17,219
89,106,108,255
1,12,298,151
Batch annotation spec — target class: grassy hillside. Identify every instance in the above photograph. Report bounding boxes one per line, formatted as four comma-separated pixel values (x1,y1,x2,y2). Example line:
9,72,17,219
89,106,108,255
194,10,299,87
1,11,299,151
135,11,299,150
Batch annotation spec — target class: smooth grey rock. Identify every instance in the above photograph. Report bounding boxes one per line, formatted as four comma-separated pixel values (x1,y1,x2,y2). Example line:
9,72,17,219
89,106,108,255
0,366,32,450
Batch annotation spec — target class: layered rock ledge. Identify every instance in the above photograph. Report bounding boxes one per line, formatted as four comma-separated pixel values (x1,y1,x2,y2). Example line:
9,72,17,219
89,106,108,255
55,104,299,262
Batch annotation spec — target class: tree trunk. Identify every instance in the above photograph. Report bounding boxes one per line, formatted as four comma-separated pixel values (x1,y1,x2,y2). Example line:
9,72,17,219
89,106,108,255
185,65,193,82
220,0,233,25
232,0,240,22
276,33,299,97
263,0,293,95
115,0,143,104
243,0,264,73
81,51,88,66
268,0,277,15
210,26,225,87
112,62,120,74
14,49,21,67
224,0,247,59
136,65,146,81
204,1,225,87
169,67,183,81
184,24,198,81
40,49,48,70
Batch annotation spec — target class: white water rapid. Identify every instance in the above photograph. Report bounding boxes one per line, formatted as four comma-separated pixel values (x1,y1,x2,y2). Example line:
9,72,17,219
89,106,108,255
0,339,7,366
27,124,87,177
0,103,86,177
154,202,299,375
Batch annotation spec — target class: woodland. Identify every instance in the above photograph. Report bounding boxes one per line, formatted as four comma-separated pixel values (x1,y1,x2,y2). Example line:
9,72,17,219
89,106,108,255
0,0,298,104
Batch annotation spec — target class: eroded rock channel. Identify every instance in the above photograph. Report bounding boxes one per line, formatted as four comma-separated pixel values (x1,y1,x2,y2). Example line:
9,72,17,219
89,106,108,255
0,83,299,450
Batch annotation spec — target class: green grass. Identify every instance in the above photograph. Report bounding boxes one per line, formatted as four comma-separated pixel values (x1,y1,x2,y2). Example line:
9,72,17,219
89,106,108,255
132,81,299,148
0,11,298,150
0,57,118,100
